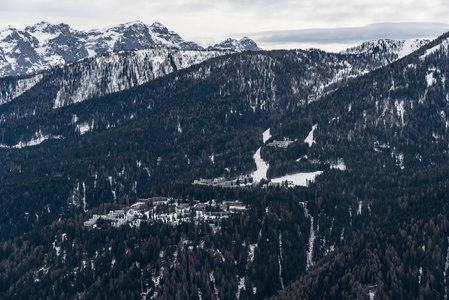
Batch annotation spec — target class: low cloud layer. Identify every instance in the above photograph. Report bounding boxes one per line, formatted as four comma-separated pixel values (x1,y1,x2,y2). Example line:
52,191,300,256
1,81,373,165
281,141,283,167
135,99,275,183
251,22,449,51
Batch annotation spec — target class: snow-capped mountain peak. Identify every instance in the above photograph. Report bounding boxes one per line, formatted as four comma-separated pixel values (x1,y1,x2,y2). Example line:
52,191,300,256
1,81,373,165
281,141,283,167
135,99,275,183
120,20,146,27
0,25,17,36
26,21,67,33
0,21,206,77
0,26,24,42
0,20,264,78
208,37,262,51
150,22,169,33
25,22,69,45
101,20,148,34
239,36,262,51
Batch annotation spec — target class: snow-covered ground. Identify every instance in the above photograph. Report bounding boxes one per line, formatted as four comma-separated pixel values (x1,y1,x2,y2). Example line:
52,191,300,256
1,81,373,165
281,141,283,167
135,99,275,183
248,244,257,263
196,127,345,188
394,100,406,125
271,171,323,187
236,276,246,299
0,130,63,148
304,125,317,147
0,21,229,78
76,120,94,135
398,39,429,59
426,71,436,87
0,74,43,106
420,37,449,60
300,202,316,270
445,236,449,300
391,150,405,170
306,215,315,270
263,128,271,143
330,159,347,171
357,201,363,216
251,148,269,182
278,232,284,289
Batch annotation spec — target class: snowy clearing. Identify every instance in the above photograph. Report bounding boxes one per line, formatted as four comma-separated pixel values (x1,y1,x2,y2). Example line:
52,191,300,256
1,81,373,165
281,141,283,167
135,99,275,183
330,159,347,171
251,148,269,182
0,131,63,149
271,171,323,187
304,125,317,147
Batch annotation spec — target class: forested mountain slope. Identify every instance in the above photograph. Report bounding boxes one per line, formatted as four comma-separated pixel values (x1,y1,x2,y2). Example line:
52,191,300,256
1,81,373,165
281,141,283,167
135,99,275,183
272,31,449,299
0,38,429,144
0,48,229,117
1,30,449,299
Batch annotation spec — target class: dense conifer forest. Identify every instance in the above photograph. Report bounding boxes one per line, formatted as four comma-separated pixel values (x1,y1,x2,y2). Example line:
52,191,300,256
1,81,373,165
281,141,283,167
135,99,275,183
2,30,449,299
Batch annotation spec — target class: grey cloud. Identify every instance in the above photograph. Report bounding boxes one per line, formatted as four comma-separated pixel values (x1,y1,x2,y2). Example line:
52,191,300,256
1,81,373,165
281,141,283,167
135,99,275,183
251,22,449,45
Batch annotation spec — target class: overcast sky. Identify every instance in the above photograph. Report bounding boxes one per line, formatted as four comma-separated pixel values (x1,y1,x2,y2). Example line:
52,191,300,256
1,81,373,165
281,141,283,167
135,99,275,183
1,0,448,51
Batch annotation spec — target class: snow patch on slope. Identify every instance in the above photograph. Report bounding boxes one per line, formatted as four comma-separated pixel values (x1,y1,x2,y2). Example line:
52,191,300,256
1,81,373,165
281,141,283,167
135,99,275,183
236,276,246,299
445,236,449,300
330,158,347,171
76,120,94,135
278,232,284,289
271,171,323,187
300,203,316,270
251,148,269,182
394,100,406,125
421,38,449,60
0,74,43,105
391,149,405,170
426,71,436,87
263,128,271,143
398,39,429,59
304,125,317,147
0,130,62,148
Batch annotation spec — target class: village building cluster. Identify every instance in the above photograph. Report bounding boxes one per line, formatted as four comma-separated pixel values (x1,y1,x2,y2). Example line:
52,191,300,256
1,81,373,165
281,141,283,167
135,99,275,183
193,175,254,187
84,197,248,227
266,139,293,148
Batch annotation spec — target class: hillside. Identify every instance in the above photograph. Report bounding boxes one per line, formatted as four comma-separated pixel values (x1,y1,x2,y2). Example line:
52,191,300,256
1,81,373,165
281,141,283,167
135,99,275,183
1,29,449,299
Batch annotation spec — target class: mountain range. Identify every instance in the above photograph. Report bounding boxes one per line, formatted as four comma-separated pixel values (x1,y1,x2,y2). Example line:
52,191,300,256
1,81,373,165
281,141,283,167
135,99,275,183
1,21,449,300
0,36,431,131
0,20,261,78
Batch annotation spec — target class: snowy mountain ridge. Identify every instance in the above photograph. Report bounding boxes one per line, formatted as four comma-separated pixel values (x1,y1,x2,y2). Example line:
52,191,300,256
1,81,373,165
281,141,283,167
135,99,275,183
0,21,261,78
52,48,230,109
208,37,262,51
341,38,429,63
0,34,437,147
0,36,433,127
0,48,230,116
